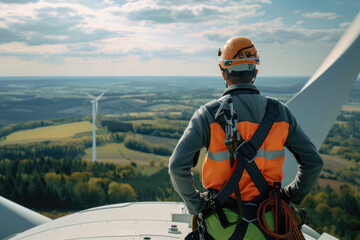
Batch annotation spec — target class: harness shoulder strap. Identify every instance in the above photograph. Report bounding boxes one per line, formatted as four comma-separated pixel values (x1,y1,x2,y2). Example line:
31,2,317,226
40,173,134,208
204,97,230,131
245,98,279,194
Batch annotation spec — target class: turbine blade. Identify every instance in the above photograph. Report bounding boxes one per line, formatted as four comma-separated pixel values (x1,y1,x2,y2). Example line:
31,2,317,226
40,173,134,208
0,196,51,238
282,12,360,186
96,91,106,101
86,93,95,99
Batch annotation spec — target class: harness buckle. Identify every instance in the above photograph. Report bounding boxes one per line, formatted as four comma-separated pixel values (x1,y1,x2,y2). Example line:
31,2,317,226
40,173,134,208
209,198,219,210
224,125,233,145
236,140,257,163
224,118,240,145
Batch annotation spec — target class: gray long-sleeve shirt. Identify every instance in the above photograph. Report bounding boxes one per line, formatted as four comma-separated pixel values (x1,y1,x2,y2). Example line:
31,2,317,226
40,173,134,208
169,83,324,215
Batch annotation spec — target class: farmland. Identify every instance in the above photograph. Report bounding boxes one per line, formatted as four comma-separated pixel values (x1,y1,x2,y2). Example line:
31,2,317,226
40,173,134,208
83,142,170,165
1,121,93,145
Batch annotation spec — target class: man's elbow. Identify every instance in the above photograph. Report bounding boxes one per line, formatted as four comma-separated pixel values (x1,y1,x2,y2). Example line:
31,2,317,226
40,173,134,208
314,154,325,173
168,156,178,176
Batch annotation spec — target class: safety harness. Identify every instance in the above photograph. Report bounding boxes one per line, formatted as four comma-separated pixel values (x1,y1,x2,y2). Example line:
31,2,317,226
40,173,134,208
186,89,305,240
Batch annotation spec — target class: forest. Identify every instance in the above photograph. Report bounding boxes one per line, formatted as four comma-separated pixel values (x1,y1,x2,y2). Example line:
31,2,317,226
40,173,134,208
300,185,360,239
320,111,360,163
0,157,181,210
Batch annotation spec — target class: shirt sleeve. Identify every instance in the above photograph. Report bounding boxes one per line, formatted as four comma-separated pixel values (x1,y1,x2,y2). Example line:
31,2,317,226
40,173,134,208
168,106,212,214
283,106,324,204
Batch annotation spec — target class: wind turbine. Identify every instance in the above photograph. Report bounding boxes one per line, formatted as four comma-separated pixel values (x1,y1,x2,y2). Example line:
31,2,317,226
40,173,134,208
86,91,106,162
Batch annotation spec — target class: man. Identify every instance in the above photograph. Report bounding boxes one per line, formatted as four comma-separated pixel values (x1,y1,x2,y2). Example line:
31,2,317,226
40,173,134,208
169,36,324,239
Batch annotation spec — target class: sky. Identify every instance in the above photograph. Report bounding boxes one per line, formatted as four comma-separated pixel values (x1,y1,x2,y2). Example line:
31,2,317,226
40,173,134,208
0,0,359,76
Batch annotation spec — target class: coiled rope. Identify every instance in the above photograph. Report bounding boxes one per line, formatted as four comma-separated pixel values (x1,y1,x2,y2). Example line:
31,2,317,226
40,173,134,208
257,196,304,240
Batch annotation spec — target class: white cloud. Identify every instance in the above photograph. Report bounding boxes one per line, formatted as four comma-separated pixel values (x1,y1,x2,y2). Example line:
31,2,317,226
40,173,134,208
0,0,354,76
0,0,38,3
195,18,344,45
123,3,264,24
0,42,67,54
302,11,339,20
339,22,351,28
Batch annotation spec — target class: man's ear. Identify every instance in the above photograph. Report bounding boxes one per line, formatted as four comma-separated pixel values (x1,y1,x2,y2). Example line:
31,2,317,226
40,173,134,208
252,69,258,84
219,64,227,80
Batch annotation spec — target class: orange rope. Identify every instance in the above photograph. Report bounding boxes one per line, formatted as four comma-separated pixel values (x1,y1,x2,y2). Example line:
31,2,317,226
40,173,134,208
257,196,304,240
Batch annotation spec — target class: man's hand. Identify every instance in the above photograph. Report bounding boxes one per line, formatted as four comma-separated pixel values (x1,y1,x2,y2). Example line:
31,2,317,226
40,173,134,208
200,191,210,201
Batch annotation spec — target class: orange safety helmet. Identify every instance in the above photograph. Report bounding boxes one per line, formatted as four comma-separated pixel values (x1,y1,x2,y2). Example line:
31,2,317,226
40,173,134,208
218,36,260,71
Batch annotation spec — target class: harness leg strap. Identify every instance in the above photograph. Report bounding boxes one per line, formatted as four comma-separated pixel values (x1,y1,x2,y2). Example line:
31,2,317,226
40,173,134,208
228,221,248,240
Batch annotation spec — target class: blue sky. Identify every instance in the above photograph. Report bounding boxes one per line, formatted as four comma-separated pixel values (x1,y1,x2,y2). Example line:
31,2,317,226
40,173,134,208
0,0,359,76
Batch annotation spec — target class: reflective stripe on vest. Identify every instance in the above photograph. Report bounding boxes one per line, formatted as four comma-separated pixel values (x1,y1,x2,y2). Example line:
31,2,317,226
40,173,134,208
207,149,284,162
202,120,289,201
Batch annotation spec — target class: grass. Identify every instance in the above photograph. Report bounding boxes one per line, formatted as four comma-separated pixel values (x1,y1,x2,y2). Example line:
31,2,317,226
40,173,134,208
83,143,169,165
1,121,94,145
127,112,156,117
317,178,358,191
148,104,192,111
123,120,156,125
321,154,352,171
140,134,178,149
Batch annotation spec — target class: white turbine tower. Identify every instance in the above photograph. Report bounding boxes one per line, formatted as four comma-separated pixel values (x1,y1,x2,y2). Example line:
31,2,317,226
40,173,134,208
86,92,106,162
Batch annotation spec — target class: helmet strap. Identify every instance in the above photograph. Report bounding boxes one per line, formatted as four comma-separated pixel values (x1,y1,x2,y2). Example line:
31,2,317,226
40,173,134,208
225,69,231,81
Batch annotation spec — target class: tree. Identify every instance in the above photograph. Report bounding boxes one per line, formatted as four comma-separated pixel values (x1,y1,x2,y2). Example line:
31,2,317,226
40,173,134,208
148,159,156,167
73,178,106,208
115,165,138,180
107,182,137,203
71,172,93,183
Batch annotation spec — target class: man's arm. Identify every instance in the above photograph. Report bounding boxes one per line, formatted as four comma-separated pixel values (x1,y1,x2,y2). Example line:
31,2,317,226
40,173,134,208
168,106,212,214
283,107,324,204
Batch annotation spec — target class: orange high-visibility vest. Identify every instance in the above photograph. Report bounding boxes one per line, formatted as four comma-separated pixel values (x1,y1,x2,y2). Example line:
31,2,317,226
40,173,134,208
202,120,289,201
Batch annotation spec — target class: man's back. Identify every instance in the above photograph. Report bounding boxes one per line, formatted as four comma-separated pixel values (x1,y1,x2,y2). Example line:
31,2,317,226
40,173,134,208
169,83,323,213
169,36,323,239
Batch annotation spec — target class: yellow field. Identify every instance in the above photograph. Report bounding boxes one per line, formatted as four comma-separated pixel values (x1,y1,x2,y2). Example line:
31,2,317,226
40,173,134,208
2,121,94,144
341,103,360,112
83,143,169,165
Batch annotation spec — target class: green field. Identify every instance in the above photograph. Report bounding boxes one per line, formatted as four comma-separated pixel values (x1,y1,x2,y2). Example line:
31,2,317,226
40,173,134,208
321,154,352,170
123,119,156,125
1,121,94,145
149,104,193,111
83,142,170,165
141,134,178,149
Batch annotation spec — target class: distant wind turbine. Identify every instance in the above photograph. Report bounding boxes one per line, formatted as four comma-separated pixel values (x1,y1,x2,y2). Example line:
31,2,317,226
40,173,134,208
86,91,106,162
